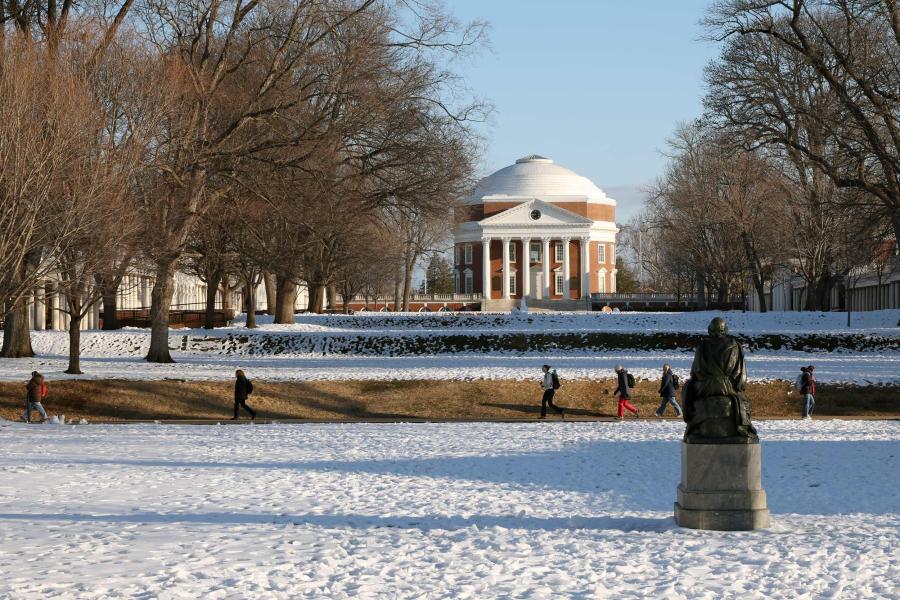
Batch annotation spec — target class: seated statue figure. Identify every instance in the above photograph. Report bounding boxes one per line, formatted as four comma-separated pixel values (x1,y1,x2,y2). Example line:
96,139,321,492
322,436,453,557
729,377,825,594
682,317,759,444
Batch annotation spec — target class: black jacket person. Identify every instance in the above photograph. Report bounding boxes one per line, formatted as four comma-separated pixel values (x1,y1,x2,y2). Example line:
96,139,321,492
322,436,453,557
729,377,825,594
233,369,257,420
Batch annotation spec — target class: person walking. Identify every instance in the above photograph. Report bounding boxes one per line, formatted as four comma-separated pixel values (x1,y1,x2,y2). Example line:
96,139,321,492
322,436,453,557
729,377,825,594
539,364,565,420
21,372,49,423
655,364,683,417
232,369,257,420
613,365,639,420
802,365,816,419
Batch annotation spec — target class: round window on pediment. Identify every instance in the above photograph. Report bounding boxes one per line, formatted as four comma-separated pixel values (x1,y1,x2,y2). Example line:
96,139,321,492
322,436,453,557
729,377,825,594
530,209,541,221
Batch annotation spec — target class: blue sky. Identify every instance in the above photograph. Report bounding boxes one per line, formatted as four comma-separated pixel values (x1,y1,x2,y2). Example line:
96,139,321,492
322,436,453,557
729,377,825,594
450,0,720,221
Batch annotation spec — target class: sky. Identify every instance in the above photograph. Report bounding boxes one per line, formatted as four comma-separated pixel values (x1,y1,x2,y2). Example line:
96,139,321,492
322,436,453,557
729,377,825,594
449,0,721,222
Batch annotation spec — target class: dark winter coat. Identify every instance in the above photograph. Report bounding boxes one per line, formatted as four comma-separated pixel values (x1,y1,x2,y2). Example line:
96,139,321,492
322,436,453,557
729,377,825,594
801,372,816,395
25,380,44,403
659,370,676,398
614,370,631,399
234,376,253,401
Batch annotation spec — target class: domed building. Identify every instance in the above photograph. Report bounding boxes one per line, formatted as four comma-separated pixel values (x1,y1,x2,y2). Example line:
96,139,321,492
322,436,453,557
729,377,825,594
454,155,618,309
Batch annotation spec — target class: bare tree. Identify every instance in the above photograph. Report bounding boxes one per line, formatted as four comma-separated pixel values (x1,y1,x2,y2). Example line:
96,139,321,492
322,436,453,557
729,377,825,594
707,0,900,242
0,43,102,357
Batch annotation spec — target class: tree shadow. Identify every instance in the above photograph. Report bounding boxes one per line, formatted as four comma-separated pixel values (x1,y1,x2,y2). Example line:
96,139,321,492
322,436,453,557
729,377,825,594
18,437,900,515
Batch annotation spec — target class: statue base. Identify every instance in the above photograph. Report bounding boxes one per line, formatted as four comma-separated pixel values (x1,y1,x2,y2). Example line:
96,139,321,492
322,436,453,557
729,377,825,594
674,441,770,531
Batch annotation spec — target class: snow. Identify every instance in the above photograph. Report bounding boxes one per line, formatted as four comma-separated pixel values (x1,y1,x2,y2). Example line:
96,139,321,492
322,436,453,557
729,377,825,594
2,347,899,386
233,309,900,335
1,420,898,598
1,310,897,385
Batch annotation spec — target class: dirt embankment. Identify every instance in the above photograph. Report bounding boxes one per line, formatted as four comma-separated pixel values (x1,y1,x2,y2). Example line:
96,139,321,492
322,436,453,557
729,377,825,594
2,379,898,422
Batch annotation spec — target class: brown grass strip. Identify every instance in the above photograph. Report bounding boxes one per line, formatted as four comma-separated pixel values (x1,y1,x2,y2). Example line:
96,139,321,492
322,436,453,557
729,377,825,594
2,379,898,422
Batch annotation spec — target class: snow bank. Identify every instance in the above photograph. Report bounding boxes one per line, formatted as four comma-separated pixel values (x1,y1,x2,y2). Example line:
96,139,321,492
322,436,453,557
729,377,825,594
233,309,900,334
1,420,897,598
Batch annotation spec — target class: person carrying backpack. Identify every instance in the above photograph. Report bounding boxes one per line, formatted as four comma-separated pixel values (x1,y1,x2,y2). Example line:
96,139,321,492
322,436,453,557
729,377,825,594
21,371,49,423
613,365,639,420
801,365,816,420
655,363,683,417
232,369,257,420
794,366,807,398
539,364,565,420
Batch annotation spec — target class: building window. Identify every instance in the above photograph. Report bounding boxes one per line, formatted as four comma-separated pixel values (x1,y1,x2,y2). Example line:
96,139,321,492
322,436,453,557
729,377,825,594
454,246,460,265
530,242,541,262
598,243,606,264
555,273,564,295
598,272,606,293
555,242,564,262
510,271,517,294
509,241,516,262
464,244,472,264
464,271,473,294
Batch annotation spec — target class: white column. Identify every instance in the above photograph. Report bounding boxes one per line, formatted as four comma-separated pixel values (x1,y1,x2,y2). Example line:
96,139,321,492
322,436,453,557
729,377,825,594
562,237,571,299
610,269,618,293
522,237,531,298
501,237,511,300
92,302,101,329
34,285,46,330
542,237,551,299
481,238,491,298
50,284,61,330
26,290,34,329
580,236,591,298
60,295,70,330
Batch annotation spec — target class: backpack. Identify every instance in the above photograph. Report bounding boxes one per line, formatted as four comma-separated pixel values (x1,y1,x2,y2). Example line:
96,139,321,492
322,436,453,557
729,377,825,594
794,374,804,391
626,372,635,388
672,374,680,389
247,380,254,395
551,370,561,390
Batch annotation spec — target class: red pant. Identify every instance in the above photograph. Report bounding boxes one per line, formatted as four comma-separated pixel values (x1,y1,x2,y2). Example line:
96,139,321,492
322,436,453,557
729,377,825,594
618,396,638,417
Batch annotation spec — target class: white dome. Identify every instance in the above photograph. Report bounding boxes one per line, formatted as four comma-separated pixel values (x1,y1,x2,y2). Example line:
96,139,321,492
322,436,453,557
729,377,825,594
466,155,614,205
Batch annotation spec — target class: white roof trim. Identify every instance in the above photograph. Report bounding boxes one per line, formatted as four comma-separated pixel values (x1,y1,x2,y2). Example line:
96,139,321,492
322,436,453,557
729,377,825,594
480,198,593,227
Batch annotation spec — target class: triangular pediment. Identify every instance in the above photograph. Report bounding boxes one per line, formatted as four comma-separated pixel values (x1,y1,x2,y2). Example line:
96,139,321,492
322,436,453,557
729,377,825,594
479,199,593,226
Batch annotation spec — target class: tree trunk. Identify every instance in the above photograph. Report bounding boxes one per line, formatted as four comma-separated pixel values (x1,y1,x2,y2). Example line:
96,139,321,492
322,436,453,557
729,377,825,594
751,277,767,313
66,311,83,375
308,284,326,313
101,291,120,330
274,275,296,323
146,259,177,363
244,284,257,328
402,252,418,312
393,268,401,311
204,271,222,329
221,277,234,311
0,299,34,358
342,283,353,314
263,272,276,315
695,272,706,309
326,285,337,311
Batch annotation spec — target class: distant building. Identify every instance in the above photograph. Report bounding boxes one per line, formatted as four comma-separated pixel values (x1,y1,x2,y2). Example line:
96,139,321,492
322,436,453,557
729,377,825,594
20,270,309,331
453,155,618,310
747,243,900,312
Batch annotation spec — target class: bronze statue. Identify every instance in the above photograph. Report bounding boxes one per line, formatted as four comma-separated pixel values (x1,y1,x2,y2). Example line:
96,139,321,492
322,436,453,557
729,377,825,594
682,317,758,444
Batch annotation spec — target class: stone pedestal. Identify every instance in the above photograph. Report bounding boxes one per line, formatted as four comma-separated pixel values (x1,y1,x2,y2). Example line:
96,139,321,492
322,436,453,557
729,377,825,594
674,442,770,531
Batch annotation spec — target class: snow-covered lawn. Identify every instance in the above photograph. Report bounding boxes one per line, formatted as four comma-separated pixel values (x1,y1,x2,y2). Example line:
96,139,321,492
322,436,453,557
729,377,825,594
1,310,898,385
1,420,897,598
3,347,900,385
